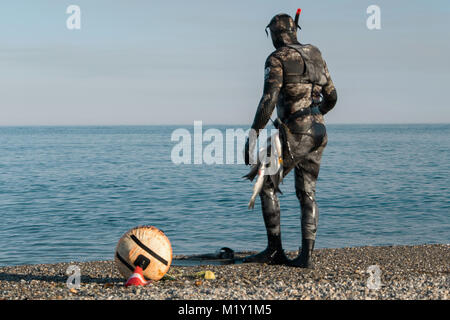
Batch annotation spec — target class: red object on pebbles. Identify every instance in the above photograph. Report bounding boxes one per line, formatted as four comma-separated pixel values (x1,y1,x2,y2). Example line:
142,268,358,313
124,266,150,287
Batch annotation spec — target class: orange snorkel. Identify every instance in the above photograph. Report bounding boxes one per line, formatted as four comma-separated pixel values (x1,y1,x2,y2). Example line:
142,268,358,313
295,8,302,30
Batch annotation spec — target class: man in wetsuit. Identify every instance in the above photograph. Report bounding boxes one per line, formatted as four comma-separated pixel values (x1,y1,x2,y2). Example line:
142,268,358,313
243,12,337,268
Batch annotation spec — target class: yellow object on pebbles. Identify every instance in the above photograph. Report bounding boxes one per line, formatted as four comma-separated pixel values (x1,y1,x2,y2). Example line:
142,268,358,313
193,270,216,280
162,274,176,280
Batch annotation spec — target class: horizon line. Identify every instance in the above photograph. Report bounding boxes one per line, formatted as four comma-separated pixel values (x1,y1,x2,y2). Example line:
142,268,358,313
0,122,449,127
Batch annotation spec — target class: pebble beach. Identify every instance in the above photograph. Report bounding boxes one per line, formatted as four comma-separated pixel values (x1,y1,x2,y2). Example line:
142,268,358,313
0,244,448,300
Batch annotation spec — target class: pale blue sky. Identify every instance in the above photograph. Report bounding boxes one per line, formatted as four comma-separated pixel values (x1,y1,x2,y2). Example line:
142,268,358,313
0,0,449,125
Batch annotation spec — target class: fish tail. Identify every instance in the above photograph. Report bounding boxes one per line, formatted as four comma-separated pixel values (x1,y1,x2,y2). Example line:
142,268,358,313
242,165,259,181
248,193,258,209
248,198,255,209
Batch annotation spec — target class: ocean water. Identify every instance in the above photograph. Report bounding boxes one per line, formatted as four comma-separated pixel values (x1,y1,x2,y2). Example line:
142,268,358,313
0,124,448,266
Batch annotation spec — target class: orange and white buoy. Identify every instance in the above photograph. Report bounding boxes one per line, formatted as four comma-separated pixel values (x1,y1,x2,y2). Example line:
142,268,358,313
115,225,172,282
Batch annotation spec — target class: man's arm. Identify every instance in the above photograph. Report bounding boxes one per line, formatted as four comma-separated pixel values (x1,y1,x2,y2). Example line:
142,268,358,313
319,60,337,115
250,55,283,133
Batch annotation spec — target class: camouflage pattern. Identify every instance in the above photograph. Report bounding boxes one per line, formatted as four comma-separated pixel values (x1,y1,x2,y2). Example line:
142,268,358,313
267,13,297,33
251,34,337,130
266,14,298,48
250,13,337,242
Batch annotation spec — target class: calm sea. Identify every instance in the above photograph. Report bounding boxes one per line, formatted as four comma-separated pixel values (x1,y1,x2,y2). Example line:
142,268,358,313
0,124,448,266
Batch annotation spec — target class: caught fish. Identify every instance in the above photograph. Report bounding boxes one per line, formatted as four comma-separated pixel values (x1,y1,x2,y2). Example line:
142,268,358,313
244,132,284,209
248,163,267,209
270,131,284,190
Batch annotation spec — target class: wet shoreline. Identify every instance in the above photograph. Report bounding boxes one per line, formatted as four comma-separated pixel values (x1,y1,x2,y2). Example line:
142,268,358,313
0,244,448,300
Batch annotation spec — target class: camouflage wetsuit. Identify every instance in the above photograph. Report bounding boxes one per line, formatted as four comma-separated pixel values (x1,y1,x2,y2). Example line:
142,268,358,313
244,14,337,268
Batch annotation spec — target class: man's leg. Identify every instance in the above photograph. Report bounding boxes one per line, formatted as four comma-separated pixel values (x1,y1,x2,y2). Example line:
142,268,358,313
290,138,326,268
242,179,288,264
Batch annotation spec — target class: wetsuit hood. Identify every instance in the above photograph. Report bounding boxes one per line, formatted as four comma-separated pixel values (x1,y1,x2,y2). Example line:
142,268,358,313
266,13,300,49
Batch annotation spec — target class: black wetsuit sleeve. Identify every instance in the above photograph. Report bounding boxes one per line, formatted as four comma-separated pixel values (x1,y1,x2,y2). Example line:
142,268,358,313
319,60,337,115
250,55,283,132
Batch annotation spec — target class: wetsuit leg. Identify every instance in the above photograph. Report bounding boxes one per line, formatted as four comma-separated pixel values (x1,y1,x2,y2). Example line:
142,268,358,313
260,180,281,241
241,179,288,264
290,132,327,268
295,159,320,241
